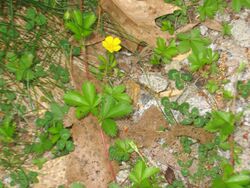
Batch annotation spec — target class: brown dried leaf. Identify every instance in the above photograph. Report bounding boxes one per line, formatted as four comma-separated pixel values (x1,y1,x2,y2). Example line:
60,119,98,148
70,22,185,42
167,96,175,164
164,167,176,184
203,19,222,31
66,115,118,187
100,0,179,47
124,80,141,106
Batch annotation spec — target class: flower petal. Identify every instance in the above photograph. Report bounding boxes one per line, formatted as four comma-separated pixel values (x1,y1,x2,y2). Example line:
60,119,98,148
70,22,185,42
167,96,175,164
113,37,121,45
113,45,121,52
102,41,109,49
105,36,113,44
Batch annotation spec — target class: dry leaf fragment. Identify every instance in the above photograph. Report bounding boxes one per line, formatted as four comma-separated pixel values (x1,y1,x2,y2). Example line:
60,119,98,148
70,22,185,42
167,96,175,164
203,19,222,31
164,167,176,184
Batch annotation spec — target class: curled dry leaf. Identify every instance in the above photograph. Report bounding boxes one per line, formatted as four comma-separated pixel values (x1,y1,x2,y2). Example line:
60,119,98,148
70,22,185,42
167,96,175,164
100,0,179,47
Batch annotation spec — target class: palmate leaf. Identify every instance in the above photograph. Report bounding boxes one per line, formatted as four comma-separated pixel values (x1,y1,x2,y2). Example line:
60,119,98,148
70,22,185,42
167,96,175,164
188,50,207,72
103,85,131,103
106,102,133,119
83,12,97,29
129,160,160,186
205,111,235,140
82,81,99,106
101,118,118,137
177,29,210,54
232,0,250,12
109,139,134,162
64,91,89,106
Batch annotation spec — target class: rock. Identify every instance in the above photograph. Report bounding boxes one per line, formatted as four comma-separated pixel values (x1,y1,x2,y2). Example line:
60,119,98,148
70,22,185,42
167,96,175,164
231,19,250,48
139,73,168,93
177,85,211,115
200,25,208,36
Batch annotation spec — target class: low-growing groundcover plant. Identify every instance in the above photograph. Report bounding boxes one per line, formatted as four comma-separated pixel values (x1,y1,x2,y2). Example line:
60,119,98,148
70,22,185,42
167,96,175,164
64,81,133,137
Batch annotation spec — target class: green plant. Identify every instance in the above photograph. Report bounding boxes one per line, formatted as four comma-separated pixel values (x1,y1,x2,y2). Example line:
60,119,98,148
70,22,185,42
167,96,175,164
108,182,120,188
109,139,135,162
180,136,193,154
177,29,211,54
237,80,250,98
129,160,160,188
49,64,70,84
150,38,178,65
30,103,74,156
178,158,193,176
93,52,123,80
0,147,24,169
168,69,193,90
161,20,175,35
69,182,86,188
166,179,185,188
64,10,96,41
188,48,219,72
198,0,225,21
222,22,232,36
5,52,46,82
0,23,19,42
24,8,47,31
212,164,250,188
160,1,189,34
204,111,236,143
161,97,210,127
0,116,15,143
231,0,250,12
206,80,219,94
10,169,38,188
64,82,133,137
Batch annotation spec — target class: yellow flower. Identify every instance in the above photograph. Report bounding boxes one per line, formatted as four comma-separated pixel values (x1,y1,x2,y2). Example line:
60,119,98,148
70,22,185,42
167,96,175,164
102,36,121,53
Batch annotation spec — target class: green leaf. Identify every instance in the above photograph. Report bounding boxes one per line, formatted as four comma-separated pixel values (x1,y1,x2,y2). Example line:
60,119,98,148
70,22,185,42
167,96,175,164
198,0,223,21
83,12,97,29
20,52,34,69
181,72,192,81
109,139,134,162
168,69,180,80
129,160,159,186
106,102,132,119
32,158,47,169
56,139,66,150
60,129,71,140
232,0,242,12
75,106,90,119
64,91,89,106
66,141,74,152
205,111,235,140
70,182,85,188
50,103,68,121
101,119,118,137
103,85,131,103
225,174,250,185
35,14,47,26
72,10,83,26
206,80,219,94
177,29,210,54
25,8,36,19
82,81,98,107
175,79,184,90
108,182,120,188
188,50,207,72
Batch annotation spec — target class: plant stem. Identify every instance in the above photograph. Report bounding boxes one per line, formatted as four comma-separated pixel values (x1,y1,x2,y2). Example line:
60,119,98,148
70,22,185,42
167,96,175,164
100,128,116,180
